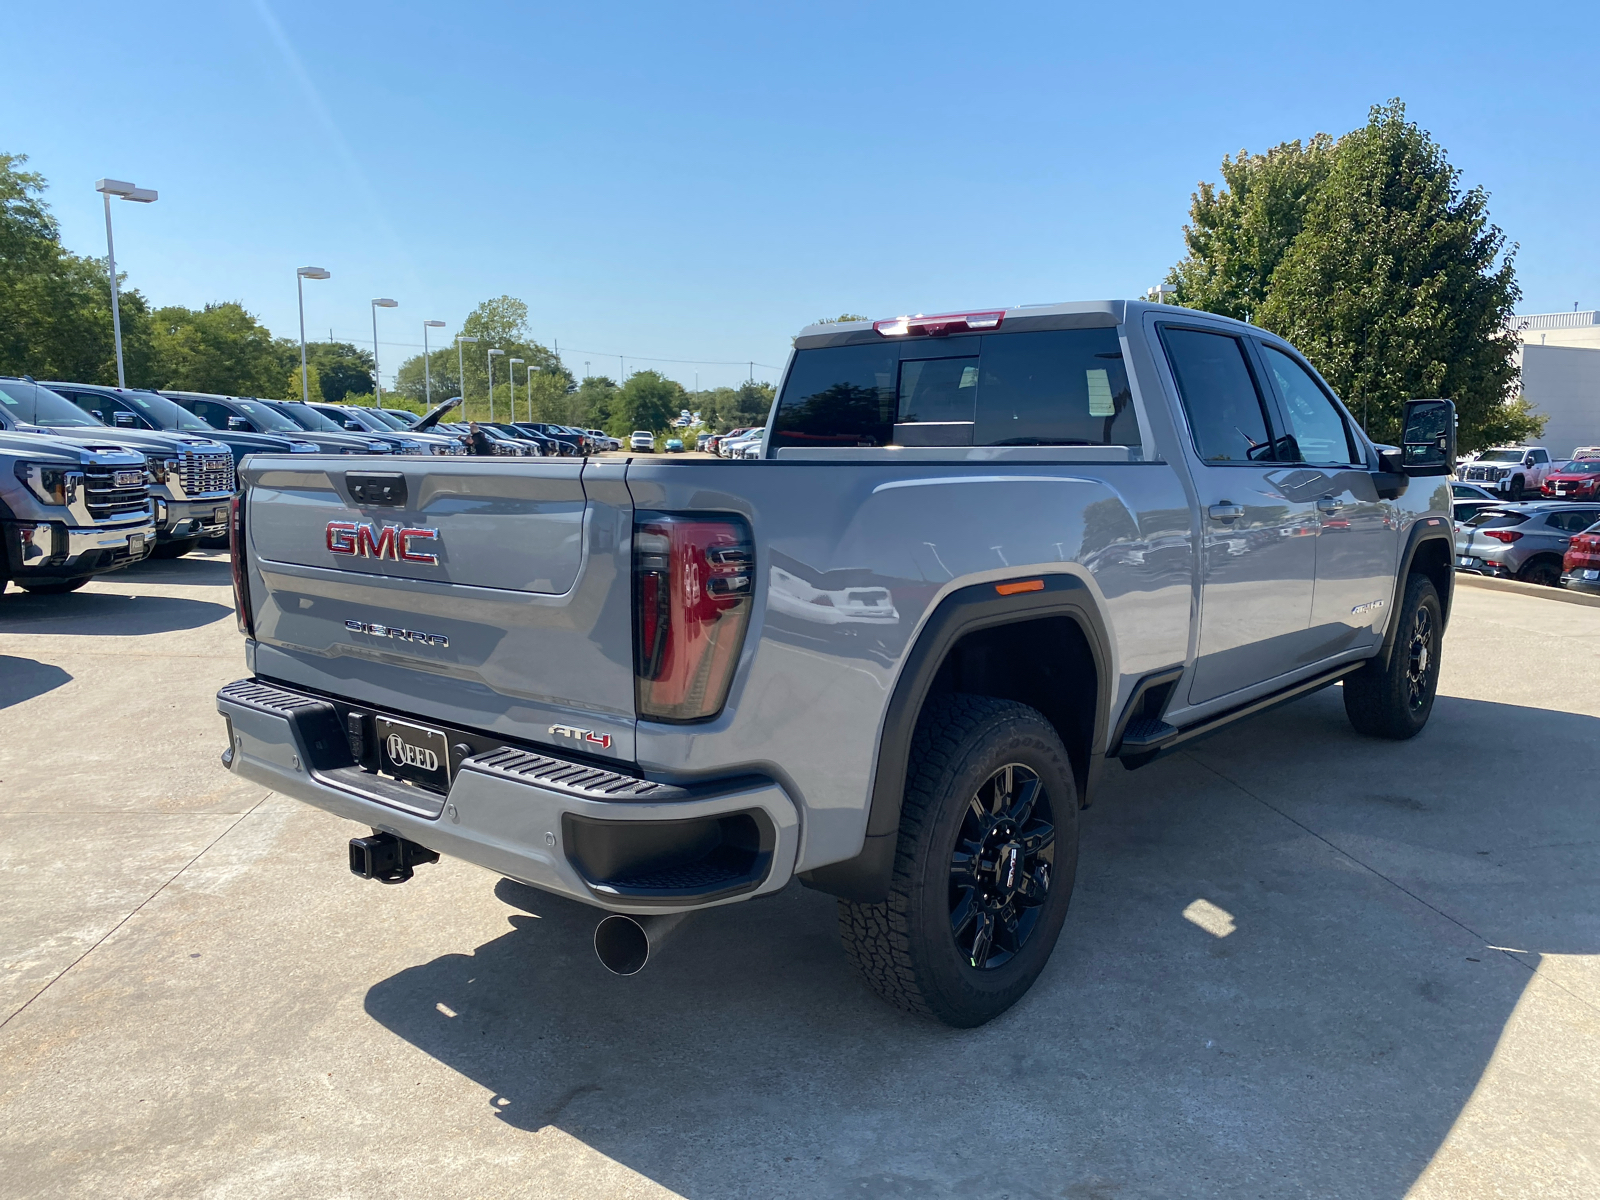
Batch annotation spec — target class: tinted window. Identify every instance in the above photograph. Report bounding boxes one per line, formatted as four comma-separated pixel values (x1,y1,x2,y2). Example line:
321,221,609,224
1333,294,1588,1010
0,381,105,427
278,402,338,431
1549,509,1600,533
1161,328,1273,463
1261,345,1359,465
898,355,977,425
233,400,303,432
1532,449,1550,464
772,343,898,448
973,329,1137,447
68,392,149,427
189,400,232,429
115,390,214,431
771,329,1139,451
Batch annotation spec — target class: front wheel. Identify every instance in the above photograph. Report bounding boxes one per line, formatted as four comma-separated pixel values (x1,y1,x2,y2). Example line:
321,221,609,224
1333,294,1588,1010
839,694,1079,1027
1508,476,1525,501
1343,573,1442,739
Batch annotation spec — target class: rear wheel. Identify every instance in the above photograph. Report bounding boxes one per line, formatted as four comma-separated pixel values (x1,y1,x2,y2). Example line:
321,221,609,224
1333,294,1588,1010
152,537,199,559
1343,573,1442,739
22,577,90,595
1517,556,1562,587
839,694,1079,1027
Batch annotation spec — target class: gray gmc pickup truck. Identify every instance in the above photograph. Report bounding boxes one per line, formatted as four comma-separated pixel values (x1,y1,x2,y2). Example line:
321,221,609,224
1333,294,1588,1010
217,300,1457,1026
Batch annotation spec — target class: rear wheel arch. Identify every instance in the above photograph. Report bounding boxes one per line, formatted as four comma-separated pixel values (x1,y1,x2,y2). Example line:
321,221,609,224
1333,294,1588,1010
798,575,1111,902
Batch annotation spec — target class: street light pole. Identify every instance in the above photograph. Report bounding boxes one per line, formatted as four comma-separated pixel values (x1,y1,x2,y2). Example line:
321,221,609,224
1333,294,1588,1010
508,358,524,424
95,178,158,389
296,267,330,403
371,298,398,403
422,320,446,406
527,367,534,423
456,335,478,413
487,349,504,421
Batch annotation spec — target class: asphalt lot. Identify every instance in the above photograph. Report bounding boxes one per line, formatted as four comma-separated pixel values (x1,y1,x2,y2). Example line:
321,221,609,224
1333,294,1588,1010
1,558,1596,1199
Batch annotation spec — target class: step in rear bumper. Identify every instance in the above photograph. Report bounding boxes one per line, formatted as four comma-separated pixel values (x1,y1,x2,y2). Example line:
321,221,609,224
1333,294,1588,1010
216,677,799,914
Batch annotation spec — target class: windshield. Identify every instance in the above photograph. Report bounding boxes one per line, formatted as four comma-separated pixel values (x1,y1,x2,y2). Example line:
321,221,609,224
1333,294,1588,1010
361,408,409,430
1556,460,1600,474
276,402,341,432
233,399,306,433
1477,449,1525,463
382,409,420,426
0,381,104,427
316,405,381,431
119,390,215,431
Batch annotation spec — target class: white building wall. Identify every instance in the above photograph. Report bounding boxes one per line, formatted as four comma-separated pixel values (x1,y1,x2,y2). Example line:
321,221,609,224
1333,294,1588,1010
1519,343,1600,458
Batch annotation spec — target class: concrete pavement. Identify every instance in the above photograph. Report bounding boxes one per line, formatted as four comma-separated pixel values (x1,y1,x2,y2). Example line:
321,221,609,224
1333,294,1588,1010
0,557,1596,1198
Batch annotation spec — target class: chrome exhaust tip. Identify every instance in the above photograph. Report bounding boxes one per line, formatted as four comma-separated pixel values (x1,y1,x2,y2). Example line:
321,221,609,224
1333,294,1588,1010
594,912,688,976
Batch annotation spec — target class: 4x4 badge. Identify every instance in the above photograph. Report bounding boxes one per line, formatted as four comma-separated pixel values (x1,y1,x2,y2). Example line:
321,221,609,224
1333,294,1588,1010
549,724,613,749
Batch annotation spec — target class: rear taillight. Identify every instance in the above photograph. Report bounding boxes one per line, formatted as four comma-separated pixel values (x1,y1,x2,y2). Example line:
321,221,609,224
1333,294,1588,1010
1482,529,1523,543
229,492,254,638
633,513,753,722
874,310,1004,338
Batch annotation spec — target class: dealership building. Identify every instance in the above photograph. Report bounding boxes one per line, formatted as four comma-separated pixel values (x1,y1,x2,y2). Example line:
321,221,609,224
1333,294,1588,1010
1514,311,1600,458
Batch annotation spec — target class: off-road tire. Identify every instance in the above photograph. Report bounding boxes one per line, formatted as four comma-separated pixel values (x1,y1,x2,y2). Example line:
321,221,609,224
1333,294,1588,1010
153,538,199,560
1516,556,1562,588
1343,573,1442,739
1508,476,1525,501
21,577,90,595
838,694,1079,1027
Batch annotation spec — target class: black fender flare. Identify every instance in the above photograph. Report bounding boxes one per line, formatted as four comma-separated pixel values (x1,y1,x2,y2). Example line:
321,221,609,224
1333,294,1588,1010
798,573,1113,903
1376,515,1454,672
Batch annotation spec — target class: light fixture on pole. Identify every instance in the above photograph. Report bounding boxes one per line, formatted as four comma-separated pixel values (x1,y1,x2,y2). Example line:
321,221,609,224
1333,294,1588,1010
295,267,331,403
370,298,399,402
95,178,158,389
486,348,504,421
507,358,524,423
456,335,478,413
422,320,447,406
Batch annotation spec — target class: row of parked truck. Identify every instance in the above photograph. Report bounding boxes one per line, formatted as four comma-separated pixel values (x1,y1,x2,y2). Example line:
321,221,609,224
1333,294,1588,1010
0,376,542,595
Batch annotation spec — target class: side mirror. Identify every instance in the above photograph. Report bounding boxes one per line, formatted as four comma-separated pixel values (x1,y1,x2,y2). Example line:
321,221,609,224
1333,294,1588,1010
344,420,362,430
227,416,250,431
113,411,137,428
1400,398,1456,476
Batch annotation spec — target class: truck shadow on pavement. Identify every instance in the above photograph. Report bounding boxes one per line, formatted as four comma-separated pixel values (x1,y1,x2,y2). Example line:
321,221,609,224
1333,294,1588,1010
0,655,71,708
364,688,1597,1198
0,590,231,635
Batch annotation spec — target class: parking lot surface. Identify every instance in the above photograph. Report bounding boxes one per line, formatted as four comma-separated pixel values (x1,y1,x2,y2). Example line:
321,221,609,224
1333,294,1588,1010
1,559,1596,1199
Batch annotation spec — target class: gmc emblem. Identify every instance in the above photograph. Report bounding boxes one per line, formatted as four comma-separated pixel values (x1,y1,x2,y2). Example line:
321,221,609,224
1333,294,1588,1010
326,521,439,565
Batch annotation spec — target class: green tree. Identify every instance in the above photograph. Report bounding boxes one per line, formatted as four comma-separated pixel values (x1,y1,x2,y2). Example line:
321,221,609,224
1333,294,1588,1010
305,341,375,402
0,152,158,385
1258,101,1526,449
1167,135,1336,323
150,302,290,395
815,313,869,324
610,369,685,437
391,295,572,421
1170,101,1530,451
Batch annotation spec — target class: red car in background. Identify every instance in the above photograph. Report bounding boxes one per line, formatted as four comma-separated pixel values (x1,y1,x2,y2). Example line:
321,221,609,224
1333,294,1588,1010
1540,459,1600,500
1561,522,1600,594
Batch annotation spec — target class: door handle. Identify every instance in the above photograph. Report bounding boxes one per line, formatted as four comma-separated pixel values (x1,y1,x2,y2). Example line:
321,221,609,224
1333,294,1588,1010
1208,503,1245,522
1316,497,1343,513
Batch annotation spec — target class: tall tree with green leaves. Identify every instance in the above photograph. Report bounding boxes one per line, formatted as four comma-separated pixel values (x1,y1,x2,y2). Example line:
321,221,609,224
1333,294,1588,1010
1258,101,1527,449
1167,135,1336,323
609,369,685,437
391,295,571,420
150,302,290,395
1170,101,1531,451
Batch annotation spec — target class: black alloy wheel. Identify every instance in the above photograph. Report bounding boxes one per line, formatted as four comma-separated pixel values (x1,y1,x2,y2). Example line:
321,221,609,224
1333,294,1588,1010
1403,603,1434,712
1509,476,1525,501
950,763,1055,970
1517,558,1562,588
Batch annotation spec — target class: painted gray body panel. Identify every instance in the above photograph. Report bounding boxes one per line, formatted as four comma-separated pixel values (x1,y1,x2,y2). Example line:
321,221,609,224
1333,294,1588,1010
233,301,1450,894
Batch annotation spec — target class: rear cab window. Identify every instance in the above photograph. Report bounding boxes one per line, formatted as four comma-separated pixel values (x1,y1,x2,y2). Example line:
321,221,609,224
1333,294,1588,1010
770,327,1141,453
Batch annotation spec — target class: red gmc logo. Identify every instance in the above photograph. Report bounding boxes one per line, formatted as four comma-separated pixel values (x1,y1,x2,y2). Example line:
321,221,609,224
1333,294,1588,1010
326,521,440,565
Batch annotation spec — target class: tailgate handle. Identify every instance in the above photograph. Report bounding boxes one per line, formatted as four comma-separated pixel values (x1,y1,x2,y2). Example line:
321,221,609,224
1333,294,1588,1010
346,472,408,507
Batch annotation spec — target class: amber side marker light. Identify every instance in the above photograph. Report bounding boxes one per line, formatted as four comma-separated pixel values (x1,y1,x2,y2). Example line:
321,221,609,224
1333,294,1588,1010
995,579,1045,596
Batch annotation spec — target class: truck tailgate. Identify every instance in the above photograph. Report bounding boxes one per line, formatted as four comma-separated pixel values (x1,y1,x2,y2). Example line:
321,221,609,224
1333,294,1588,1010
241,457,637,758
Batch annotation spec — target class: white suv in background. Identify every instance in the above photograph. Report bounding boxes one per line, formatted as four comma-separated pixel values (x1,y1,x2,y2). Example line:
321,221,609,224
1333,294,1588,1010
629,431,655,452
1457,446,1553,500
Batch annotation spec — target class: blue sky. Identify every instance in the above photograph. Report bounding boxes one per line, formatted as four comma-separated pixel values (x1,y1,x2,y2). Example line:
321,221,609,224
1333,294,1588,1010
6,1,1596,390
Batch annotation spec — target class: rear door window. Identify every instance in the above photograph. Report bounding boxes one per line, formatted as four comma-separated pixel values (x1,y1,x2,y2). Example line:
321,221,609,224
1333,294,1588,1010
770,327,1138,451
1159,327,1275,463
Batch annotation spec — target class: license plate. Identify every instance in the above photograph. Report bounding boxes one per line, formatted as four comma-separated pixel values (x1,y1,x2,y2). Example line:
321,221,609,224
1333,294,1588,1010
1586,570,1600,581
1456,556,1480,568
128,533,146,556
374,716,451,790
